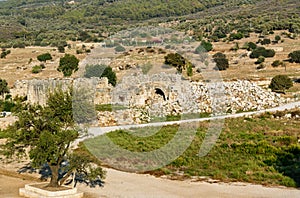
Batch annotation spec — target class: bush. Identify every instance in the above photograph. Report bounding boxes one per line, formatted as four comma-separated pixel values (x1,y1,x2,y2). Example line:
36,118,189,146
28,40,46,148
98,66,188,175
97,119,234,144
229,32,243,41
250,47,275,58
186,63,193,76
0,49,11,59
37,53,52,62
271,60,283,67
84,64,117,86
57,54,79,77
275,35,281,41
164,53,186,73
260,38,271,45
32,65,43,74
195,40,213,53
288,50,300,63
269,75,293,92
247,42,257,51
255,56,265,64
114,45,126,52
58,45,65,53
213,52,229,71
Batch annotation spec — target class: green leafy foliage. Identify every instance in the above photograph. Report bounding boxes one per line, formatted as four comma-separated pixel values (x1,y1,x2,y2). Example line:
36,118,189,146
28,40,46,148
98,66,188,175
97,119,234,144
195,40,213,53
0,78,9,97
269,75,293,93
213,52,229,70
1,88,105,187
57,54,79,77
86,115,300,187
0,49,11,58
288,50,300,63
164,53,187,73
114,45,126,52
271,60,284,67
31,65,43,73
250,47,275,58
255,56,265,64
84,64,117,86
37,52,52,62
186,63,193,77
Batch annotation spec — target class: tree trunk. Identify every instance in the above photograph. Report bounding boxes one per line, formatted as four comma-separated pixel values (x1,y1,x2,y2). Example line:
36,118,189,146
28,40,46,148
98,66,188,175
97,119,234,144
48,165,60,187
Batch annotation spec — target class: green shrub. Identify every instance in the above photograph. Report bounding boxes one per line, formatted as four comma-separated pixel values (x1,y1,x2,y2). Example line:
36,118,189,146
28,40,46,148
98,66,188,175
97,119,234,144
260,38,271,45
58,45,65,53
164,53,186,73
186,63,193,76
37,53,52,62
288,50,300,63
213,52,229,71
229,32,243,41
255,56,265,64
250,47,275,58
114,45,126,52
269,75,293,92
271,60,283,67
32,65,43,73
57,54,79,77
195,40,213,53
84,64,117,86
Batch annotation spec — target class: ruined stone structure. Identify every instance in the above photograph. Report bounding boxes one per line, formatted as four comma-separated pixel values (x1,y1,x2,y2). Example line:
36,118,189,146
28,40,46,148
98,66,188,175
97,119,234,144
10,73,285,126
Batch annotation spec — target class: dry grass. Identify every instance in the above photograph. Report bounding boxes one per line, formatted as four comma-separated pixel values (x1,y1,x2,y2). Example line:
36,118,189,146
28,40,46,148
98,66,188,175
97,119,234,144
0,43,87,87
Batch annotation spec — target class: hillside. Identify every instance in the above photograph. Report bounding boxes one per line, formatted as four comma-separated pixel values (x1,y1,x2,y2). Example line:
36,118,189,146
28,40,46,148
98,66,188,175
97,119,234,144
2,0,298,47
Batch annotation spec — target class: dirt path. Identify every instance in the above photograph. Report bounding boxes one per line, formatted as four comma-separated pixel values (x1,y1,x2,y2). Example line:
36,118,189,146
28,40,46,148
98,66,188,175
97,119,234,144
0,168,299,198
77,168,300,198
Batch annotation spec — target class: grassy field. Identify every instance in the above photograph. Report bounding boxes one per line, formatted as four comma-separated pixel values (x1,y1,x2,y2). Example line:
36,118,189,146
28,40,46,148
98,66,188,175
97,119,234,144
84,110,300,187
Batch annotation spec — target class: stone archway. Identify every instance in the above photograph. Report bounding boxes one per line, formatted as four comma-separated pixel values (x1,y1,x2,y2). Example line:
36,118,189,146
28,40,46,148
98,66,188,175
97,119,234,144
154,88,167,101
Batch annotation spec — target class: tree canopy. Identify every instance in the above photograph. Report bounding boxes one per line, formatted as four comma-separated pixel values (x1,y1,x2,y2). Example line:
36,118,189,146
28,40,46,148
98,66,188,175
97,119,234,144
37,53,52,62
269,75,293,93
289,50,300,63
2,88,105,187
0,78,9,97
84,64,117,86
57,54,79,77
213,52,229,71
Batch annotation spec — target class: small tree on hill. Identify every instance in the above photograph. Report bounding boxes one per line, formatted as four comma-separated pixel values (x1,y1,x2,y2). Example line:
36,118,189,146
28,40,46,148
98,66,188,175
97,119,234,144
269,75,293,93
164,53,186,73
195,40,213,53
114,45,126,53
250,47,275,58
288,50,300,63
84,64,117,86
58,54,79,77
2,88,105,187
0,79,9,98
37,53,52,62
213,52,229,71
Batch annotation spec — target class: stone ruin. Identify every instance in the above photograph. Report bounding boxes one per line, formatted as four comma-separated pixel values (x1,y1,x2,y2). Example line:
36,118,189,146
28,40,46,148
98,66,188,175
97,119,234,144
10,73,285,126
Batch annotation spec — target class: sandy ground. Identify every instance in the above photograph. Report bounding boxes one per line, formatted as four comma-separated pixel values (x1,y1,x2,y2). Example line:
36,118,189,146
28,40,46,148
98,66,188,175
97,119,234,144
1,167,299,198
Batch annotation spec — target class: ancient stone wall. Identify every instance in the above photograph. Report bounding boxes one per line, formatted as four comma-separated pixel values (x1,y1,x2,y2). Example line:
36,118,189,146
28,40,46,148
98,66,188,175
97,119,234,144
10,73,285,126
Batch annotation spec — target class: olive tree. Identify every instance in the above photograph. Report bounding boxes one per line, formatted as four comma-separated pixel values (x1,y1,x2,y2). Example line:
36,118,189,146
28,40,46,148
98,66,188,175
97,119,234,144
58,54,79,77
2,88,105,187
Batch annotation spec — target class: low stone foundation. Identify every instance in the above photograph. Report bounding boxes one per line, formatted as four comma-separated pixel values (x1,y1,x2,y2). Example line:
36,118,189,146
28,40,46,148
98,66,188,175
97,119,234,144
19,183,83,198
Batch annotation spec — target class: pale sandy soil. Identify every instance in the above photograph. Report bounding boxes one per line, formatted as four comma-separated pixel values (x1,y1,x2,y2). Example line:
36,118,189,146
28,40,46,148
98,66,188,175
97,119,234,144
1,167,299,198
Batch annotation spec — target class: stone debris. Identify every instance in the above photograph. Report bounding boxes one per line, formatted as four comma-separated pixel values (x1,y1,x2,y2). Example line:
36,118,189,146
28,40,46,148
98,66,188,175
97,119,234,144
10,73,285,126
